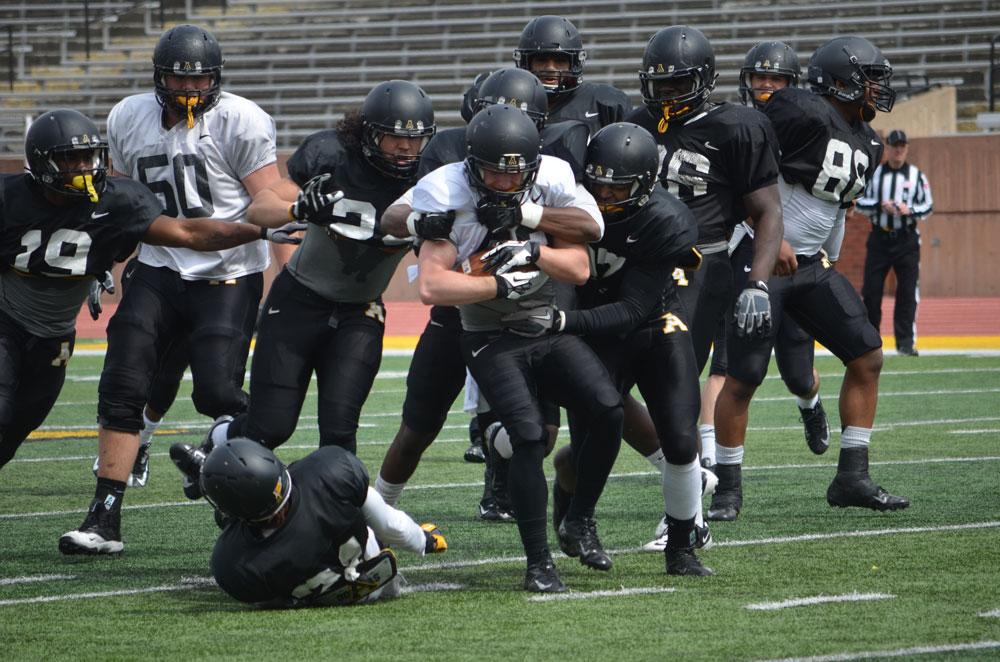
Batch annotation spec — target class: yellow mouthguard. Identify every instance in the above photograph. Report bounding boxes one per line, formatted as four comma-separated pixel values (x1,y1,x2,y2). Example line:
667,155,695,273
175,95,199,128
69,174,99,202
657,103,691,134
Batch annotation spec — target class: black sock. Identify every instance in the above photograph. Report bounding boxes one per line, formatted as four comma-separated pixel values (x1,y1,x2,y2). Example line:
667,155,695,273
94,477,126,512
508,442,549,564
567,405,623,521
665,515,697,550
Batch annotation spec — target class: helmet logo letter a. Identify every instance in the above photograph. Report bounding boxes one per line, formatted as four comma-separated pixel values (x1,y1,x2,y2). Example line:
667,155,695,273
273,477,283,501
656,63,666,73
405,119,415,130
595,165,604,176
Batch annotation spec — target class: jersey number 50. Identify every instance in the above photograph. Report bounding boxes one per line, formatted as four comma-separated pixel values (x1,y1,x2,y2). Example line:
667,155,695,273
812,139,870,204
137,153,215,218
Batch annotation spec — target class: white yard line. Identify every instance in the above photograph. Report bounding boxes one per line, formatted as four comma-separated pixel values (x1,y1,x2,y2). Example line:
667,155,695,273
400,582,464,594
949,429,1000,435
744,592,894,611
754,640,1000,662
0,577,215,607
979,608,1000,618
0,574,75,586
528,587,676,602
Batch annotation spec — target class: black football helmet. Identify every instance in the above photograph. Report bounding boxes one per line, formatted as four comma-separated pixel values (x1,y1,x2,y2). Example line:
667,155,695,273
200,438,292,522
153,24,224,128
808,36,895,122
739,41,801,108
461,71,492,124
465,104,541,207
513,15,586,95
361,80,436,179
25,109,108,203
639,26,717,132
474,68,549,129
583,123,659,223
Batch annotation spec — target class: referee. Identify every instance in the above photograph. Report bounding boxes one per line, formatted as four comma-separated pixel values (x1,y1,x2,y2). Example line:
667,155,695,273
857,130,933,357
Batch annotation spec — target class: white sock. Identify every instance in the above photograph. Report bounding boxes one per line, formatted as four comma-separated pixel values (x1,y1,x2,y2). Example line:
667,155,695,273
796,393,820,410
210,421,231,446
374,474,406,507
139,411,161,447
715,444,744,466
699,424,716,465
645,448,667,476
662,459,701,521
840,425,871,450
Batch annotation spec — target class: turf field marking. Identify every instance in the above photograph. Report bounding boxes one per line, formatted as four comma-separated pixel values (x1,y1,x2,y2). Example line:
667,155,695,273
755,639,1000,662
979,608,1000,618
527,587,677,602
0,576,215,607
744,592,894,611
400,582,464,594
0,574,75,586
948,429,1000,434
713,521,1000,548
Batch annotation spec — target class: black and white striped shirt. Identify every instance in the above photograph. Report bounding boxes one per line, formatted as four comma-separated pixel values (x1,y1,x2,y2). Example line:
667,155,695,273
857,162,933,232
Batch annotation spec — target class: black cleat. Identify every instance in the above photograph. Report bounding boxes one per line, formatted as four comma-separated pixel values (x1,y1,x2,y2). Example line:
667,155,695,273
523,555,566,593
799,400,830,455
666,547,713,576
826,447,910,511
477,498,515,522
897,346,919,357
464,417,486,463
552,481,571,534
59,498,123,555
169,442,207,500
706,463,742,521
558,517,613,571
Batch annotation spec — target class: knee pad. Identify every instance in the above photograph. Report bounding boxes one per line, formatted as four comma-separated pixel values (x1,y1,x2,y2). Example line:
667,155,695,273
781,371,815,399
662,428,700,466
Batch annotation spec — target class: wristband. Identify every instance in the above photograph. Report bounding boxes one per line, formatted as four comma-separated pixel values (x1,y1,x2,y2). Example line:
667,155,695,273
556,309,566,332
520,200,543,229
260,225,268,240
287,204,296,222
405,211,421,237
748,279,769,293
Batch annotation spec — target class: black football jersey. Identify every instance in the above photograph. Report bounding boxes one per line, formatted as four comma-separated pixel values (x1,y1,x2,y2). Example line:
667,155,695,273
284,131,412,303
417,127,466,178
0,174,161,337
566,188,698,336
548,82,633,135
211,445,371,606
764,87,882,207
626,102,780,245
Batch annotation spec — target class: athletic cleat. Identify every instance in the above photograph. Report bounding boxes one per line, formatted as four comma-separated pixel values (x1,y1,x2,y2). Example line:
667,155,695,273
523,555,566,593
701,466,718,496
706,463,742,521
826,447,910,511
799,400,830,455
558,517,612,571
464,418,486,463
420,523,448,553
93,443,150,488
897,346,919,357
477,498,515,522
552,481,571,534
665,547,713,576
169,442,208,500
643,517,713,552
59,498,123,555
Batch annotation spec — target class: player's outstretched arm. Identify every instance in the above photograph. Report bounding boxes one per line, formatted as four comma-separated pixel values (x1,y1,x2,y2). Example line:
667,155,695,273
743,183,784,280
142,214,300,251
247,177,302,228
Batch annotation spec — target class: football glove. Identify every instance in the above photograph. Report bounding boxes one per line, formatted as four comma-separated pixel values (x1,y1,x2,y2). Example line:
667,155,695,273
734,280,772,338
262,221,308,244
480,240,541,275
477,200,544,238
500,303,565,338
87,270,115,321
406,210,455,241
494,270,541,300
421,523,448,554
290,173,344,224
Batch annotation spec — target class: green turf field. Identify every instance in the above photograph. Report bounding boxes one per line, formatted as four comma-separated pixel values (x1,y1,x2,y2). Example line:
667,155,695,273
2,353,999,660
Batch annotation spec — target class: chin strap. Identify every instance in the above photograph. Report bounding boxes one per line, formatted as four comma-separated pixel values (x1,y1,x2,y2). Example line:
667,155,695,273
69,174,99,202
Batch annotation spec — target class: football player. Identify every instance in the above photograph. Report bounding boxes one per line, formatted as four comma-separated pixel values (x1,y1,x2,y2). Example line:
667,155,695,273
59,24,293,555
0,109,300,475
502,123,711,575
374,68,595,523
414,105,620,592
199,80,434,463
710,36,910,521
514,15,632,133
169,438,446,607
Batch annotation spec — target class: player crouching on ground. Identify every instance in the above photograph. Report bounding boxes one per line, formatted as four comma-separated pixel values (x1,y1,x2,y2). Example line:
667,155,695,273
171,438,446,607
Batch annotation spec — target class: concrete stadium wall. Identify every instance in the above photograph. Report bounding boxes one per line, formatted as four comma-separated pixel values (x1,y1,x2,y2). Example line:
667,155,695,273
3,132,997,299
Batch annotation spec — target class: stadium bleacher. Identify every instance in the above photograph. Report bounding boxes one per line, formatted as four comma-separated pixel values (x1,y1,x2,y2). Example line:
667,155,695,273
1,0,998,151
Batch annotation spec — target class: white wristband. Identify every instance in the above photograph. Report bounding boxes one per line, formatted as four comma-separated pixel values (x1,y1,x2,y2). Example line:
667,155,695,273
556,309,566,332
404,211,421,237
520,200,543,229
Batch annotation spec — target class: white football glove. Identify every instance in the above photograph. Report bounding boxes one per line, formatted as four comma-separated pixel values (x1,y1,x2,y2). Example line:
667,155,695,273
87,270,115,321
263,222,308,244
481,240,542,275
734,280,772,338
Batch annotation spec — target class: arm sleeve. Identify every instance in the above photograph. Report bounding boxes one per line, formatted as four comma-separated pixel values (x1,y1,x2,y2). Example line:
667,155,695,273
361,488,427,555
910,171,933,219
562,262,672,335
822,207,847,262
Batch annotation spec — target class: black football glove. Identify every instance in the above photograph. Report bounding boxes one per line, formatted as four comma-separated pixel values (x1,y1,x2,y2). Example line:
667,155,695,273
290,173,344,224
477,201,522,237
500,303,564,337
262,221,308,244
734,280,772,338
494,270,541,300
406,210,456,241
87,270,115,321
480,240,541,275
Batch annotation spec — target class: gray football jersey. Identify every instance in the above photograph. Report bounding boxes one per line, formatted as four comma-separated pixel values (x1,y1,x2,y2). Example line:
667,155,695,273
411,156,601,331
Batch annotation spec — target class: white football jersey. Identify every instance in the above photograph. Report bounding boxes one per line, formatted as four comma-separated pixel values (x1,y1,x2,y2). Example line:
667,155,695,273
107,91,277,280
